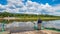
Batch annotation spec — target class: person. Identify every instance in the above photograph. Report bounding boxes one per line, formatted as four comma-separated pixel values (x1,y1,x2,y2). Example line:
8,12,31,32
37,18,42,30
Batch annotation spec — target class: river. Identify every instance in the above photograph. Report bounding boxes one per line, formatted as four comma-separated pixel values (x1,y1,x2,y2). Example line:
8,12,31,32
0,20,60,32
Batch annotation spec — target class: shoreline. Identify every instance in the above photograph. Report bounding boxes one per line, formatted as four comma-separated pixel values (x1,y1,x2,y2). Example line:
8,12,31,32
0,17,60,20
0,17,60,23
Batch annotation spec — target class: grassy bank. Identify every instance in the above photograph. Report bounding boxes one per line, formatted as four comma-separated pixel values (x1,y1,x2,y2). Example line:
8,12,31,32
0,17,60,23
0,12,60,23
17,17,60,21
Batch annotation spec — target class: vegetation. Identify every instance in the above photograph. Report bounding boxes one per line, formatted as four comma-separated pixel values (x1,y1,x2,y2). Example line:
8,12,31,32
0,12,60,17
44,28,60,32
0,12,60,22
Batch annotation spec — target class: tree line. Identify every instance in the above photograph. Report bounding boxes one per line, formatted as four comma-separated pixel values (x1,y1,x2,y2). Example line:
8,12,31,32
0,12,60,18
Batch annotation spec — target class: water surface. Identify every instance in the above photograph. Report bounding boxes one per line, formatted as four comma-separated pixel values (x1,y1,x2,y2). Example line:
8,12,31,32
0,20,60,32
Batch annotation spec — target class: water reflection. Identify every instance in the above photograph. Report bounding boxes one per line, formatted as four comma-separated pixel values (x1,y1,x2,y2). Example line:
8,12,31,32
42,20,60,29
0,20,60,32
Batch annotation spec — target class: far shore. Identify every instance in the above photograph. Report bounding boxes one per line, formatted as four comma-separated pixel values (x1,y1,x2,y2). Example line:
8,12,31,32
0,17,60,21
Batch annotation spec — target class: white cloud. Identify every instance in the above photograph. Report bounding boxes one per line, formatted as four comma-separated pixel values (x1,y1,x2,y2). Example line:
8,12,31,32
0,0,60,16
51,4,60,16
53,5,60,11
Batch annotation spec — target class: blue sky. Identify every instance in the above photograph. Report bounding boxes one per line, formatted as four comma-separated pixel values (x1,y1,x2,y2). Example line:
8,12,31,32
0,0,7,5
31,0,60,5
0,0,60,16
0,0,60,5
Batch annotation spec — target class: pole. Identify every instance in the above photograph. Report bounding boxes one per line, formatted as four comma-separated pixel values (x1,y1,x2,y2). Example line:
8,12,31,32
1,20,7,32
2,23,5,32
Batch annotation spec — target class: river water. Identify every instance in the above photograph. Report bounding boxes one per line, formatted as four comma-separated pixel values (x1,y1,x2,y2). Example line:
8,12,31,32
0,20,60,32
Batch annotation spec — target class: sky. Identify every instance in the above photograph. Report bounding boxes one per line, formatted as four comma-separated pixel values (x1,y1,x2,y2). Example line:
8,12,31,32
0,0,60,16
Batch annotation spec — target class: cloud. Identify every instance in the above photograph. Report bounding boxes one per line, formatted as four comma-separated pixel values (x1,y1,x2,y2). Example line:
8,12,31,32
0,0,60,15
51,4,60,16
